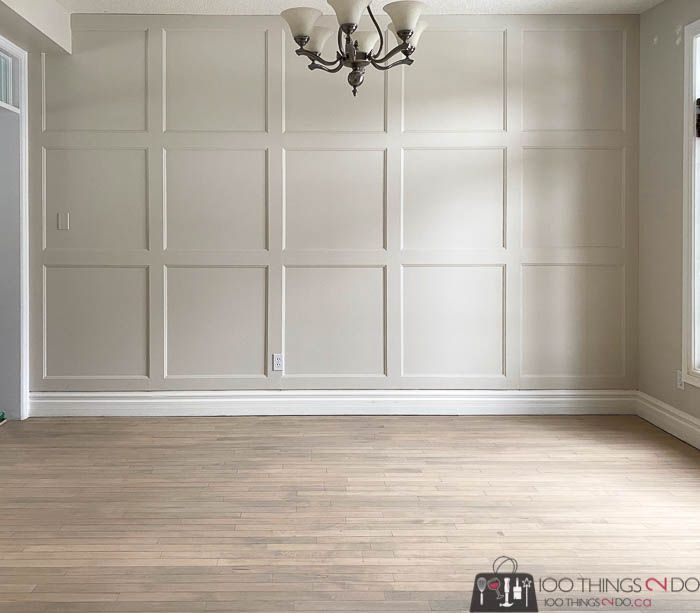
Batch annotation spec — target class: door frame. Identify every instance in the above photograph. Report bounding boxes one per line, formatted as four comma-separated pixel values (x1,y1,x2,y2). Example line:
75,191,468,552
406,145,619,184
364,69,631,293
0,34,29,419
683,20,700,388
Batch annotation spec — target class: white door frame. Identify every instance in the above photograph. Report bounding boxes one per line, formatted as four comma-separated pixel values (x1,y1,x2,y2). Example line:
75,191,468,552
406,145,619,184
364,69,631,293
0,34,29,419
683,20,700,388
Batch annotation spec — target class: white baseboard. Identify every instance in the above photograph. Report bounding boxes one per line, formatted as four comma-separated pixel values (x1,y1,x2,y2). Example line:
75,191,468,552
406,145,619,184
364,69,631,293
29,389,637,417
636,392,700,449
27,389,700,449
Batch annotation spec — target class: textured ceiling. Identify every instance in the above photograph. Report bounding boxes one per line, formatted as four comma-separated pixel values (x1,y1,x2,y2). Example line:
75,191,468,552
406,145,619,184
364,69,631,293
56,0,665,15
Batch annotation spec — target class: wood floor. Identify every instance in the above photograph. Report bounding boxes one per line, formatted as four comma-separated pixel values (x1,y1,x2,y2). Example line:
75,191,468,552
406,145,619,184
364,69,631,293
0,416,699,613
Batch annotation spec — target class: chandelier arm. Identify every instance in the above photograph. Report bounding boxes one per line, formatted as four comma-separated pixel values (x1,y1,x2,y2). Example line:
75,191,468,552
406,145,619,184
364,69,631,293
367,5,384,59
309,60,345,73
371,42,410,65
369,56,414,71
295,48,342,67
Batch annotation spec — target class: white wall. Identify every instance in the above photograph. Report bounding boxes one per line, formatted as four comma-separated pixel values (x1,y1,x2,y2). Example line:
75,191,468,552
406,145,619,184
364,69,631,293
640,0,700,418
0,107,21,418
29,13,639,393
0,0,71,53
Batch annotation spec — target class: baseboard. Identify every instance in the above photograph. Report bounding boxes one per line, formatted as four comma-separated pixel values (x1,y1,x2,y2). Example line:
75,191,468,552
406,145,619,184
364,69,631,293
636,392,700,449
29,389,637,417
26,389,700,449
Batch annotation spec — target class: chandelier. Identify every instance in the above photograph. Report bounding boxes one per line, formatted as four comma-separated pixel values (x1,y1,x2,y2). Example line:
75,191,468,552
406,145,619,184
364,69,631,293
281,0,427,96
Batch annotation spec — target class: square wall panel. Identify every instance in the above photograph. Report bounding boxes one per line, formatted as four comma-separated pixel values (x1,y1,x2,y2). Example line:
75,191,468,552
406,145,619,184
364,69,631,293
165,29,267,132
402,266,504,376
45,267,148,377
284,267,385,375
403,149,504,249
165,267,267,377
284,22,385,133
45,148,148,250
522,265,624,377
523,148,623,248
44,30,147,132
403,30,504,132
165,149,267,251
523,30,624,131
285,150,385,250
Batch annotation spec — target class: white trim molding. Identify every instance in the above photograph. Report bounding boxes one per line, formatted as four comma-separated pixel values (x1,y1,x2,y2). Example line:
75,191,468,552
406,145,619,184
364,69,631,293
682,19,700,389
30,389,637,417
636,392,700,450
29,389,700,450
0,34,29,420
51,0,666,16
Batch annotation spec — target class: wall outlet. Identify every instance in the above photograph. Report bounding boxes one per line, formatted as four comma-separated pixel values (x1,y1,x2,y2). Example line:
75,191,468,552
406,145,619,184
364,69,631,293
676,370,685,390
272,353,284,372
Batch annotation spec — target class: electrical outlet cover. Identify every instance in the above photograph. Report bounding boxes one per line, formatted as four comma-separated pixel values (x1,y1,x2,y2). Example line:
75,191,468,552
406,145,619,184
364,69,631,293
676,370,685,390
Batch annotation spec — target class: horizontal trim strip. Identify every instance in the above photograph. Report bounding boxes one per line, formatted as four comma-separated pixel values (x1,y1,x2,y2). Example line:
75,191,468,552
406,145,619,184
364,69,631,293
28,390,700,451
30,389,637,416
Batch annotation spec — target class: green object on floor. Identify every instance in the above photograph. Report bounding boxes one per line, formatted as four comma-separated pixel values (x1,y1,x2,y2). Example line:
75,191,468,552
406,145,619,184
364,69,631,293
0,411,5,421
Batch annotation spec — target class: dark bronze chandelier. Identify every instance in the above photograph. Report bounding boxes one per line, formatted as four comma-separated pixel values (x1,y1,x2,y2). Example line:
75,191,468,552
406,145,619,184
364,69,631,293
281,0,427,96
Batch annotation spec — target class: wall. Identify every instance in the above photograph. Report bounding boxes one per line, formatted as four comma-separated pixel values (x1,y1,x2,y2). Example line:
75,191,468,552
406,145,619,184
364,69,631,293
0,0,71,53
0,108,21,418
29,13,639,393
640,0,700,418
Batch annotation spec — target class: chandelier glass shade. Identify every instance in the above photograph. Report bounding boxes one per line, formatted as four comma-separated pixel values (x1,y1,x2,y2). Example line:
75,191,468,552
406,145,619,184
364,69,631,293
388,20,426,46
306,26,334,53
281,0,427,96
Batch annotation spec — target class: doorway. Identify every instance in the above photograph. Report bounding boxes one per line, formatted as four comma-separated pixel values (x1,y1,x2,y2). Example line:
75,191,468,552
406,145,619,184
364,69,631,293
0,35,27,420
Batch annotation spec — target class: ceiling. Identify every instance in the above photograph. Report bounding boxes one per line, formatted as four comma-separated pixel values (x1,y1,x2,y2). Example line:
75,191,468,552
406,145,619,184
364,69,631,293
56,0,665,15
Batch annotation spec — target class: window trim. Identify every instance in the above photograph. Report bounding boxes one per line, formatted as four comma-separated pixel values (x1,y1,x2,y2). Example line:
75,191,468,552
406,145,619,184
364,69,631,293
683,19,700,388
0,50,12,107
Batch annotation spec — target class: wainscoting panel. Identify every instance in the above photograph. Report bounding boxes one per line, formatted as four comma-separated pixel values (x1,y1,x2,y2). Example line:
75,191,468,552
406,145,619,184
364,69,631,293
522,28,625,131
522,147,624,248
401,265,504,377
43,30,148,132
44,147,149,251
43,266,149,379
402,148,505,249
164,148,268,251
283,266,386,377
521,264,626,382
30,13,639,393
284,149,386,250
164,265,268,378
163,27,268,132
402,29,506,132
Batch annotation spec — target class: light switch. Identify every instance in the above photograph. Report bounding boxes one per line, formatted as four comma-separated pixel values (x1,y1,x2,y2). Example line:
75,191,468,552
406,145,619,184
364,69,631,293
57,212,70,231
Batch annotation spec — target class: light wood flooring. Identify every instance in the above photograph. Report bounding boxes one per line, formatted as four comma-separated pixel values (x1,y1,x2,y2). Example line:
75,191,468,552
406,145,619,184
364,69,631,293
0,415,699,612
